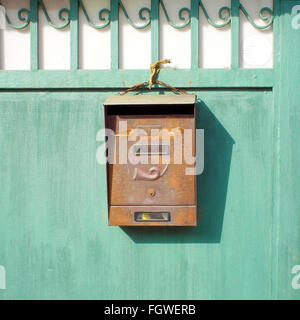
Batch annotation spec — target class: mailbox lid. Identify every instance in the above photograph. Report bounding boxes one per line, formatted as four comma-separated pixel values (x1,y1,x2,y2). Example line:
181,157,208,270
104,94,197,106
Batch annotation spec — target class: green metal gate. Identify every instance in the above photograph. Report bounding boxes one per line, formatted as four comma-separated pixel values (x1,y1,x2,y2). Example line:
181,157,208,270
0,0,299,299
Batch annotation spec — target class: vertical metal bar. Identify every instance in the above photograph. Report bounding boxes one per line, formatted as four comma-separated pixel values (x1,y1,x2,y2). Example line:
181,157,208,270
30,0,39,70
231,0,240,69
110,0,119,70
271,0,280,300
70,0,79,70
191,0,199,69
151,0,160,63
273,0,280,70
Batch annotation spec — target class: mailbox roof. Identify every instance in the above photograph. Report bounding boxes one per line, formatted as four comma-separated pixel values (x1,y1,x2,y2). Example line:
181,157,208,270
104,94,196,106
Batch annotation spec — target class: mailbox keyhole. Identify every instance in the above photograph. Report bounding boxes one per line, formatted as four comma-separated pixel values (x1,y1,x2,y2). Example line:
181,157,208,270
148,189,156,198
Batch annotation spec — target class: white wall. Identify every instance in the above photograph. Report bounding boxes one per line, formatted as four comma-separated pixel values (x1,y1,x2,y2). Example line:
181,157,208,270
199,0,231,69
39,0,70,70
160,0,191,69
240,0,273,68
0,0,30,70
0,0,274,70
79,0,111,69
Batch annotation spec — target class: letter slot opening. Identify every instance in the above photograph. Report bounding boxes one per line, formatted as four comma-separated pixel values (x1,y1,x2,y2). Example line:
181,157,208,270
134,212,170,222
133,144,170,156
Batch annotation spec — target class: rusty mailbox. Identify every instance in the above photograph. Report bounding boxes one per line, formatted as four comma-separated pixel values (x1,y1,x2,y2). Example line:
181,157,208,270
104,94,197,226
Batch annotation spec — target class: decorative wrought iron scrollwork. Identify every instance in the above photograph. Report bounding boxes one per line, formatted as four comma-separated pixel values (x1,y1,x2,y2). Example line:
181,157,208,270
119,1,151,29
79,0,150,30
1,0,274,31
2,0,71,30
4,8,31,30
159,0,231,29
39,0,70,29
199,1,231,28
160,0,191,29
79,0,110,29
239,3,274,30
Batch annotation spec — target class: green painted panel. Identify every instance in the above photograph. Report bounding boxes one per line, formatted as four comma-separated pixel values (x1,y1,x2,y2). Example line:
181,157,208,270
276,0,300,300
0,90,274,299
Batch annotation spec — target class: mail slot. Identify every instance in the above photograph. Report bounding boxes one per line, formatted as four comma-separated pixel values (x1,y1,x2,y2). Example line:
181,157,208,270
104,94,197,226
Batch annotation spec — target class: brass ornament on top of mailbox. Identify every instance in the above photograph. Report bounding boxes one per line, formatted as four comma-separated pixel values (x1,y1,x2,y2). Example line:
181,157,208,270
104,94,197,226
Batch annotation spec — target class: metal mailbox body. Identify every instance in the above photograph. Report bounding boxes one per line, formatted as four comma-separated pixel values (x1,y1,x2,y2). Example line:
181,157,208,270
104,94,197,226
